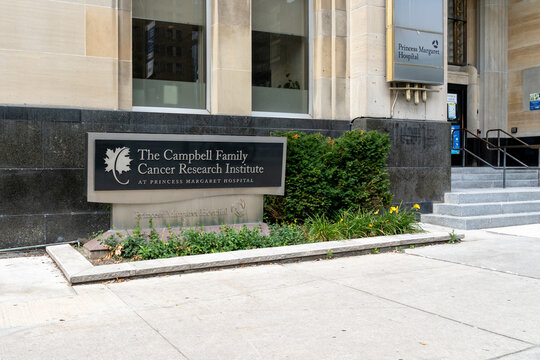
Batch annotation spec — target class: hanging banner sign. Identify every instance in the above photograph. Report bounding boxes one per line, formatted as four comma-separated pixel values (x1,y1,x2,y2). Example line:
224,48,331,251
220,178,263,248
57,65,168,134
386,0,444,84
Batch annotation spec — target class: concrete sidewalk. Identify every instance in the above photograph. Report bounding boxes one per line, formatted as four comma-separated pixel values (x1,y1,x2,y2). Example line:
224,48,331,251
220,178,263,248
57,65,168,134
1,225,540,359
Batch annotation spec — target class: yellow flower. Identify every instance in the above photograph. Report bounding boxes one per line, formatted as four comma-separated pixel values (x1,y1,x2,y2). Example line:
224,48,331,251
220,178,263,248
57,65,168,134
369,224,373,228
413,204,420,210
374,209,379,215
389,206,396,214
340,218,344,223
292,134,299,140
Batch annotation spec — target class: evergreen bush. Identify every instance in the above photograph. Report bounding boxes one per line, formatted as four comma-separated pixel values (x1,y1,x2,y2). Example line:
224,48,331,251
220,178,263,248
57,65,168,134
264,130,392,223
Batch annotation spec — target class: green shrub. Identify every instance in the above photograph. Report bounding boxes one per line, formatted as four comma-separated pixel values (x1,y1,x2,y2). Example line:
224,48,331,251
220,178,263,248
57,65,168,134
264,130,392,223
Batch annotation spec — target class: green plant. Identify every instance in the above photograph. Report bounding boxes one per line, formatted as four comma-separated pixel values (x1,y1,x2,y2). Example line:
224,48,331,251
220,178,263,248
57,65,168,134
266,223,309,247
277,73,301,90
265,130,392,223
89,230,104,241
97,206,420,261
104,203,112,219
371,248,379,254
326,250,334,259
305,205,420,242
448,230,460,244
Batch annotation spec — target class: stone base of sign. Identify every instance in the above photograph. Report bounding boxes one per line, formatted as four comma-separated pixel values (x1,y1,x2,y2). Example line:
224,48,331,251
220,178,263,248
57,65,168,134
111,194,263,229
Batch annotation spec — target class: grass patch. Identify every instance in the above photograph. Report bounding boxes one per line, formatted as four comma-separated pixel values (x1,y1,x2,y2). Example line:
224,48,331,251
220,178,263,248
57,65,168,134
99,205,421,261
306,205,420,242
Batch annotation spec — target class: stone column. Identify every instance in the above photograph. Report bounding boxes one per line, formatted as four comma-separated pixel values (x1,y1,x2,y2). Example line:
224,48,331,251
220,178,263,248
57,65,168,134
478,0,508,133
313,0,349,119
118,0,132,110
349,1,388,119
467,65,480,132
210,0,251,115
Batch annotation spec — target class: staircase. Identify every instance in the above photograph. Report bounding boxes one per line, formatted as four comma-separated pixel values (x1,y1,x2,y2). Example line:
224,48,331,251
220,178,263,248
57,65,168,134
451,167,539,189
421,167,540,230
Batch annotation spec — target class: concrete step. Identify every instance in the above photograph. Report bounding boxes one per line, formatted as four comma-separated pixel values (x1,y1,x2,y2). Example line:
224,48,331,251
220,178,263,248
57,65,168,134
451,173,538,181
421,211,540,230
451,167,539,174
444,187,540,204
433,200,540,216
451,179,538,189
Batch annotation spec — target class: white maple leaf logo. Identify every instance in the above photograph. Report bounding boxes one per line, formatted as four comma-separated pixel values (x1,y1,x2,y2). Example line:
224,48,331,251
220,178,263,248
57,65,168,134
231,199,247,218
104,147,132,185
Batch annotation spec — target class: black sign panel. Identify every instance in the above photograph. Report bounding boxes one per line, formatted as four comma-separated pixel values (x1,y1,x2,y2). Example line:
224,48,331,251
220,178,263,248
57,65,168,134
93,139,284,191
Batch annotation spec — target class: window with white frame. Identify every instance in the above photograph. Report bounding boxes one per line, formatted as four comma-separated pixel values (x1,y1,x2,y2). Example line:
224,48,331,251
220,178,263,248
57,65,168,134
252,0,309,114
132,0,206,110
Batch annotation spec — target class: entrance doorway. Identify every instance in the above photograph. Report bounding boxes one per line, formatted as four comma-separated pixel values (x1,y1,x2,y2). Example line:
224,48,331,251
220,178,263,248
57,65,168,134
448,83,467,166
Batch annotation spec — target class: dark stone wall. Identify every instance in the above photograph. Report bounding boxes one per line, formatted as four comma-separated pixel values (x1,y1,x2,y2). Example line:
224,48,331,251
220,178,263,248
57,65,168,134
353,118,451,213
0,107,451,249
0,106,350,249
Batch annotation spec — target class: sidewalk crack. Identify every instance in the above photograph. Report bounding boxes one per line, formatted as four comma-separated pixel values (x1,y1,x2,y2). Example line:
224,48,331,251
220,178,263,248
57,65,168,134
105,284,192,360
405,252,540,281
486,345,540,360
338,281,535,346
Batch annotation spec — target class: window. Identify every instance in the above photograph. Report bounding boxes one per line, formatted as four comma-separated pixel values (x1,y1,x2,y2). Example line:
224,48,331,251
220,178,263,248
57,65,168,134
132,0,206,110
252,0,309,114
448,0,466,66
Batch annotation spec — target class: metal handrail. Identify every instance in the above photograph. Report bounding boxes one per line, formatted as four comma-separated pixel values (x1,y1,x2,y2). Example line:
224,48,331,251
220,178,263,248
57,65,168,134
486,128,540,150
451,128,538,188
486,128,540,168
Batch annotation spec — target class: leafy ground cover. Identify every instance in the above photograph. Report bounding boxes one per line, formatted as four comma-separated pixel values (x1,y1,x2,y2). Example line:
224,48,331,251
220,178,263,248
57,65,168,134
98,205,421,261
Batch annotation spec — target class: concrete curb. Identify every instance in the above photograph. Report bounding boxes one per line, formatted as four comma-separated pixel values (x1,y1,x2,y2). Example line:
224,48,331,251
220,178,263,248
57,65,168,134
46,232,461,284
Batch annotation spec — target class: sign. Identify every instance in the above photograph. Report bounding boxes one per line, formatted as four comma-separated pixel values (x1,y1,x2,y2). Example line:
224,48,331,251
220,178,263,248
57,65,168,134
447,93,457,120
530,92,540,111
448,104,457,120
87,134,286,229
451,125,460,155
89,134,286,192
386,0,444,84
